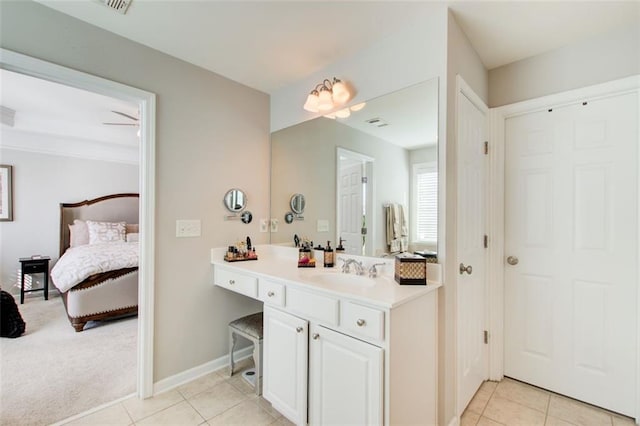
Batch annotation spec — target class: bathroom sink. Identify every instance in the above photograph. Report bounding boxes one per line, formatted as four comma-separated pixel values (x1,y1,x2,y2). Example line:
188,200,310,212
307,271,378,288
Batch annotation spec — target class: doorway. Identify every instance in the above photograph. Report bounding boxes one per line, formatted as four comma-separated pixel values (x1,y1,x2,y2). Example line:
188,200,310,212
336,147,374,256
489,76,640,420
0,48,156,399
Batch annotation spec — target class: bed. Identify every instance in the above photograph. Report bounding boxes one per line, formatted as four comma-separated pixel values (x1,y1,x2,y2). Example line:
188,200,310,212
51,193,139,332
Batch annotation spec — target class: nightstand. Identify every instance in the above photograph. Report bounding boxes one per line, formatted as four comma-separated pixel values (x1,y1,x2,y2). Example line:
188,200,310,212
19,257,51,304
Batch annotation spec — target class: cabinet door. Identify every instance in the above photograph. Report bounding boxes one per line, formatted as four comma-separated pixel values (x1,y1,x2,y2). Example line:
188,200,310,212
263,306,308,426
309,324,383,425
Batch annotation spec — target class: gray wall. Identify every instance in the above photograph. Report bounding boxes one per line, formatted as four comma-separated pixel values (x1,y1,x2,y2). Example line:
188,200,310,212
0,149,138,292
489,23,640,107
271,118,410,256
0,1,269,382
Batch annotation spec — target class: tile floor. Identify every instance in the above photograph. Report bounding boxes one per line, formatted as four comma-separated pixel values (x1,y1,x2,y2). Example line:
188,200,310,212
461,378,635,426
59,358,293,426
60,364,637,426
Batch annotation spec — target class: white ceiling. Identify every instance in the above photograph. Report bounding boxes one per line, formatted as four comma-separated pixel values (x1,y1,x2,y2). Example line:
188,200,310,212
34,1,640,94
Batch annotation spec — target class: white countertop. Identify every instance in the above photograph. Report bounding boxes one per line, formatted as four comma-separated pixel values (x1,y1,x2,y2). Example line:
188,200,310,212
211,245,441,309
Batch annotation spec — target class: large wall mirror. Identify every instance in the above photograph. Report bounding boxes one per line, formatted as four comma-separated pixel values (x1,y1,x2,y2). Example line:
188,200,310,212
270,78,438,257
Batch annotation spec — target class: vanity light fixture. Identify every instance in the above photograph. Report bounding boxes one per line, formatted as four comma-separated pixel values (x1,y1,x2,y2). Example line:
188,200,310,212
303,77,351,113
323,102,367,120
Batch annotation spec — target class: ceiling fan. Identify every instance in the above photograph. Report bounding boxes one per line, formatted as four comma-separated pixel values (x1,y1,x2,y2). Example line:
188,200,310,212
103,110,139,126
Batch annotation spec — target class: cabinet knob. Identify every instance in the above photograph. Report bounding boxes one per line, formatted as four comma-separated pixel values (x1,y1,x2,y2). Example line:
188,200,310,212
229,279,235,285
356,319,366,327
312,333,320,340
267,291,275,297
296,326,303,333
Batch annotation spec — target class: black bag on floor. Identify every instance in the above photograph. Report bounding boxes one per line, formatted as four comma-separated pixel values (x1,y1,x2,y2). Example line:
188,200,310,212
1,290,26,338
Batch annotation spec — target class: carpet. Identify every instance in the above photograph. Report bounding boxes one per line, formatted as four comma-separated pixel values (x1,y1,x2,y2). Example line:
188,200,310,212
0,293,137,425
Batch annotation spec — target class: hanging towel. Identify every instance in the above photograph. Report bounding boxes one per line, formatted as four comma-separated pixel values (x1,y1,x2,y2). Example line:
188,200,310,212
385,203,408,253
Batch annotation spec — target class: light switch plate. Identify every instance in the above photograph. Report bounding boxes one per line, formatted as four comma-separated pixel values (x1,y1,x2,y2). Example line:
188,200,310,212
260,219,269,233
176,219,201,237
317,219,329,232
270,218,279,232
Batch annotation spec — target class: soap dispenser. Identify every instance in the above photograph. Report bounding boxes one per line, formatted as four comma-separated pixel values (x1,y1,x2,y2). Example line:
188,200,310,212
323,241,334,267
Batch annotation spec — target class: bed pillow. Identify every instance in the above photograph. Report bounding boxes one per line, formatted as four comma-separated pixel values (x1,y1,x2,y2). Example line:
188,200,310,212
86,220,126,244
126,223,139,234
126,232,139,243
68,219,90,247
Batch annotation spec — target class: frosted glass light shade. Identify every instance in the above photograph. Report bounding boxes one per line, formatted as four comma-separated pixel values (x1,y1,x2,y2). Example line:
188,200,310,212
303,93,319,112
334,108,351,118
350,102,366,112
317,89,333,111
331,80,350,104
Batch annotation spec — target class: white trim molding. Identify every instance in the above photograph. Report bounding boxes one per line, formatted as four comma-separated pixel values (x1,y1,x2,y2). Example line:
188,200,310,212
0,48,157,399
488,75,640,420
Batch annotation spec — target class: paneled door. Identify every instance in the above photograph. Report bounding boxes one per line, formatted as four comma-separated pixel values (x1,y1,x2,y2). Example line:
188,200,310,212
504,92,638,416
338,161,364,255
457,88,489,414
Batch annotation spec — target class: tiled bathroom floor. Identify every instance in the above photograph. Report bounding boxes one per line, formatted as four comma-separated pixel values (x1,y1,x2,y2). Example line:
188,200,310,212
60,363,636,426
462,378,635,426
59,358,293,426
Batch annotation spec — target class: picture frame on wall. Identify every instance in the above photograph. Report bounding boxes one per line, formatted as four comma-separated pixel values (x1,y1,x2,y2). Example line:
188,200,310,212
0,165,13,222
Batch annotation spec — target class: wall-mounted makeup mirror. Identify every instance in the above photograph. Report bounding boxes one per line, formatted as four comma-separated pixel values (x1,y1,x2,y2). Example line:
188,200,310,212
224,188,252,224
270,78,438,257
290,193,306,215
224,188,246,213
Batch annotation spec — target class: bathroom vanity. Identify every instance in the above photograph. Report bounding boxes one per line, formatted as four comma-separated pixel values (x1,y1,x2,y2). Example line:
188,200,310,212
211,245,441,425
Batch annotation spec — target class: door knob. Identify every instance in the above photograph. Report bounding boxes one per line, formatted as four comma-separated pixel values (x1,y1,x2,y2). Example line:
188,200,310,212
507,256,519,266
459,263,473,275
312,333,320,340
296,326,303,333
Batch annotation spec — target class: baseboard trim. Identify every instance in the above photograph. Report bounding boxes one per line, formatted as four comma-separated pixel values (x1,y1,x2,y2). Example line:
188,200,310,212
447,416,460,426
152,346,254,395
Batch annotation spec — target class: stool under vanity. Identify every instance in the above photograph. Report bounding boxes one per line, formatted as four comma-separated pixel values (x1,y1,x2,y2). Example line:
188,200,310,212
213,245,441,426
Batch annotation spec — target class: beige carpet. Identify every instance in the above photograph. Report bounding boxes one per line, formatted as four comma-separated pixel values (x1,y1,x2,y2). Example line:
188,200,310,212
0,293,137,426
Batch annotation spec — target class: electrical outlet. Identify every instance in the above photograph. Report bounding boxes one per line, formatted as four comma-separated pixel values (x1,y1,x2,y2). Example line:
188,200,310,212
260,218,269,233
317,219,329,232
270,218,279,232
176,219,201,237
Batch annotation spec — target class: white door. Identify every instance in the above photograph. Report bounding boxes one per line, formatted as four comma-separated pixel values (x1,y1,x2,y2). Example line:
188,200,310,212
504,92,638,416
339,162,364,255
309,324,383,425
263,307,308,425
457,89,489,414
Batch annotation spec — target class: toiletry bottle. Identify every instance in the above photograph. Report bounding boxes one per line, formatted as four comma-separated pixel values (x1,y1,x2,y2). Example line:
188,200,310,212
336,238,345,253
324,241,334,267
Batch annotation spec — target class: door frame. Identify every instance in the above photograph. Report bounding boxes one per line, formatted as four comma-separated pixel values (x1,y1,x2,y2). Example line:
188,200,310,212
487,75,640,419
0,48,157,398
455,75,490,416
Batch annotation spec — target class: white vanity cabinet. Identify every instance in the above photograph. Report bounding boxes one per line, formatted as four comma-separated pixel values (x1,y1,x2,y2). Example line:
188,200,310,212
308,323,383,425
263,307,308,425
212,253,439,426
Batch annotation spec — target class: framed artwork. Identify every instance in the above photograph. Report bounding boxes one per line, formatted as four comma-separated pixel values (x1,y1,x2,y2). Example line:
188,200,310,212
0,165,13,221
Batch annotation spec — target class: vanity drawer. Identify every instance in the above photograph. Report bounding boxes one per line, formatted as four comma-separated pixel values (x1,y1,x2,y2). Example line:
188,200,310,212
258,279,285,307
287,287,339,326
341,301,385,342
214,267,257,298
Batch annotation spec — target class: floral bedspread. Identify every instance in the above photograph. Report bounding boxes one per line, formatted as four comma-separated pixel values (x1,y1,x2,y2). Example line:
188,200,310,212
51,242,139,292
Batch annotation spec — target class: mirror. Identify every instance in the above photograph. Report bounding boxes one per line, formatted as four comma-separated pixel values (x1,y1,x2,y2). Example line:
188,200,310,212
270,78,438,257
290,193,306,215
223,188,247,213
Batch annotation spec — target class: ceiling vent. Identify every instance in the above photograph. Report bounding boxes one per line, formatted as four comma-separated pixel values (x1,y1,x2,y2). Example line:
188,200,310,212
365,117,389,128
95,0,132,14
0,106,16,127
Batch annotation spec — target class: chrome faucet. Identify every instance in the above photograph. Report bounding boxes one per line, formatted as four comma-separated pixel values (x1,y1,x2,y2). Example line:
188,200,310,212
368,263,386,278
341,258,365,275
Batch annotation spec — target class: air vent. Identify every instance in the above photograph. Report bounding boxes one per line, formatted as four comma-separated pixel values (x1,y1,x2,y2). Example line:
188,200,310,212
365,117,389,128
0,106,16,127
95,0,132,14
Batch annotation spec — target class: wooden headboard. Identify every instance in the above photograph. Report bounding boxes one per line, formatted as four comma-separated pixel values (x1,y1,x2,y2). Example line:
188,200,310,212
59,193,140,256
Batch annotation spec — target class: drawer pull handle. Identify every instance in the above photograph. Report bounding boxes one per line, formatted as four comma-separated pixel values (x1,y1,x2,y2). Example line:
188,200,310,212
229,280,235,285
312,333,320,340
296,326,303,333
267,291,275,297
356,319,366,327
